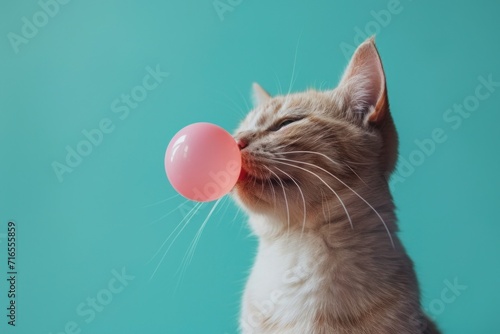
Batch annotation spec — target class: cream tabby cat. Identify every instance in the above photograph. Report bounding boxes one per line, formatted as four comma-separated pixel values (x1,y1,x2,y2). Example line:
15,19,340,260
232,38,440,334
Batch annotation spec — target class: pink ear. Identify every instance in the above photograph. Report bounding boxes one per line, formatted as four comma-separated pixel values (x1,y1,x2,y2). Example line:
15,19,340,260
338,37,388,124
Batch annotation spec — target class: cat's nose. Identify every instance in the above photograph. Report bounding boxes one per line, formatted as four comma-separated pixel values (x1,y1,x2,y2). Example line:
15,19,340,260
237,138,248,150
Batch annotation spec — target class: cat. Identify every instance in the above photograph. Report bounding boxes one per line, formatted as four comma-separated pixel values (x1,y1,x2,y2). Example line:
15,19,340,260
232,37,441,334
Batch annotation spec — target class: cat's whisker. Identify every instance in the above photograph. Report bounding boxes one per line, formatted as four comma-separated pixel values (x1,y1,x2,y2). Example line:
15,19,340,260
236,88,252,112
344,163,368,187
141,193,181,208
185,198,222,265
148,202,204,281
258,174,266,199
177,198,223,282
279,148,371,167
232,205,242,224
276,134,308,149
275,156,395,248
231,205,247,238
215,90,247,118
148,201,202,264
267,176,277,206
272,71,284,96
320,189,330,224
280,151,342,166
216,196,232,228
280,150,368,186
283,33,302,105
270,158,353,230
146,198,192,227
274,166,307,237
264,165,291,237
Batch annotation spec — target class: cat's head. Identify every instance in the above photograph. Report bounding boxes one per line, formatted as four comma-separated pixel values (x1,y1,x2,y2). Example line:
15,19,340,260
232,38,398,235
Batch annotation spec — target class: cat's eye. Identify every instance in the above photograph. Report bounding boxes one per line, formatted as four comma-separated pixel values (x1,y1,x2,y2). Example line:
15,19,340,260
271,118,301,131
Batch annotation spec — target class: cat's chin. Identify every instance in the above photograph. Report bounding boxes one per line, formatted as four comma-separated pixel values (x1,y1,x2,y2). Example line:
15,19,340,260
234,164,302,214
232,178,275,214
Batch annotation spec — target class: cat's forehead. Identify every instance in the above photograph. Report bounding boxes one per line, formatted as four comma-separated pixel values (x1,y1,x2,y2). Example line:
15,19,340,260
242,94,316,130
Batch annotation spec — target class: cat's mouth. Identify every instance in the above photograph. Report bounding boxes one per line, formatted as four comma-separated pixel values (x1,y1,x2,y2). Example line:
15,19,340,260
237,166,268,184
238,156,294,187
235,162,297,212
238,167,248,182
240,169,293,186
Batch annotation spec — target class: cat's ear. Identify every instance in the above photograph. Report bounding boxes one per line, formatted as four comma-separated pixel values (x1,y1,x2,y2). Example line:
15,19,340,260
337,37,388,125
338,37,398,175
252,82,271,107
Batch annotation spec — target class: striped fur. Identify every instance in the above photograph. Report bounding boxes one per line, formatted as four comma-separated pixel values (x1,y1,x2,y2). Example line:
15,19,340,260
232,38,440,334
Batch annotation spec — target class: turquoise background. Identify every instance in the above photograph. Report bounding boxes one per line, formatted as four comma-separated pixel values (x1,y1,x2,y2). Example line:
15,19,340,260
1,0,499,333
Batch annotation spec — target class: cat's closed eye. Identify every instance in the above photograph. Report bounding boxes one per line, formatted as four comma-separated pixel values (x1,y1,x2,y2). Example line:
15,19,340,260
270,118,302,131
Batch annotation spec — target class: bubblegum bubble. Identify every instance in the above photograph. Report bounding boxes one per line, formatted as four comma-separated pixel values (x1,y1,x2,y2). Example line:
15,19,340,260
165,123,242,202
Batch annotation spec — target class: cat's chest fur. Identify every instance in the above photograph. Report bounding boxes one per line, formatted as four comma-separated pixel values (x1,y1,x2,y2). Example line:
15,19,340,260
240,231,332,333
239,218,430,334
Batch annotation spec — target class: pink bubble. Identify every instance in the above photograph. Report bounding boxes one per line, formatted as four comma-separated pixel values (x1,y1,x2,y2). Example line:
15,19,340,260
165,123,242,202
